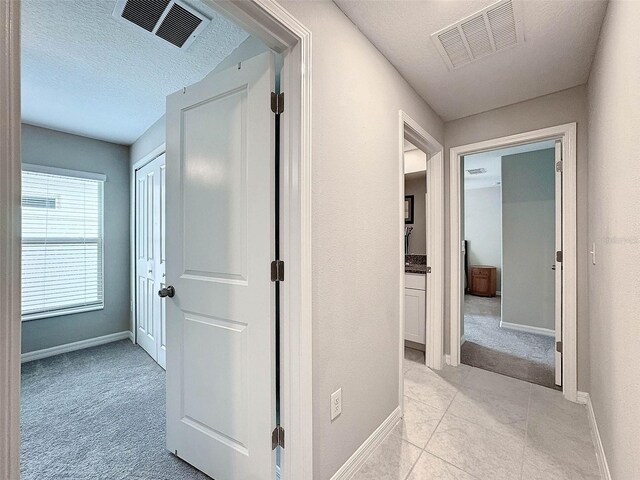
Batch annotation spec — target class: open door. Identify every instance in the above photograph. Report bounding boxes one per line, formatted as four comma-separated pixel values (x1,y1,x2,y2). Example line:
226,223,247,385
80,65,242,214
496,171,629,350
554,140,563,386
164,52,276,479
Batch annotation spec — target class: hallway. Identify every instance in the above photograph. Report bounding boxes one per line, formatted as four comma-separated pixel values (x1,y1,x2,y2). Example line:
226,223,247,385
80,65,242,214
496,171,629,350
353,349,599,479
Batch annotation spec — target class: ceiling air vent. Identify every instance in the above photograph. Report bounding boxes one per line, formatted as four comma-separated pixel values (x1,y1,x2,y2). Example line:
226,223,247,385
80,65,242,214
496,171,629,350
431,0,524,70
466,168,487,175
113,0,210,50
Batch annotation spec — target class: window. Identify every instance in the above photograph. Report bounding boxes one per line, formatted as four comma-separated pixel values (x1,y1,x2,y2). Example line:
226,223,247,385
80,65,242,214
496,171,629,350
21,165,105,320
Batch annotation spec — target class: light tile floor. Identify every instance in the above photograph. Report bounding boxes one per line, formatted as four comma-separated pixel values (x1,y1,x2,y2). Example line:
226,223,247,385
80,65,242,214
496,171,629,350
353,348,600,480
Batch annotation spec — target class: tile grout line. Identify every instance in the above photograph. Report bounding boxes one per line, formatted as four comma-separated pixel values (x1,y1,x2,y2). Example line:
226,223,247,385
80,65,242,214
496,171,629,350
518,383,533,480
401,366,464,480
410,370,482,479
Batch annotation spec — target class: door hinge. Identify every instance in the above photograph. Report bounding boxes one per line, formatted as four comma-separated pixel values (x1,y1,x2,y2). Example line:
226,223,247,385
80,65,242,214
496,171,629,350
272,425,285,450
426,266,432,274
556,341,563,353
555,160,563,172
556,251,563,263
271,92,284,114
271,260,285,282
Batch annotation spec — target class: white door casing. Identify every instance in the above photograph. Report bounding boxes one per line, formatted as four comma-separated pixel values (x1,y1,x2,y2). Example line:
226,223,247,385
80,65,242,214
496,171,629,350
165,51,276,479
135,154,166,368
449,123,578,403
554,140,563,386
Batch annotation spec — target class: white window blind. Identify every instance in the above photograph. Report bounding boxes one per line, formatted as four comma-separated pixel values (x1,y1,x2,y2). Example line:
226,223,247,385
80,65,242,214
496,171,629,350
21,167,105,321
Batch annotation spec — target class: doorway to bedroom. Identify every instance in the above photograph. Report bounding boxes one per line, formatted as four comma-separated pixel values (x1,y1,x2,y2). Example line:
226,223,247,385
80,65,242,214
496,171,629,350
460,139,561,389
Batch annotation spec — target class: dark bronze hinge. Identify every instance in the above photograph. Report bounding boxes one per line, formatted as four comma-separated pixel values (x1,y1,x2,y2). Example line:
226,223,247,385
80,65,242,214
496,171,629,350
271,92,284,114
271,260,285,282
556,251,563,263
272,425,285,449
556,341,563,353
556,160,563,172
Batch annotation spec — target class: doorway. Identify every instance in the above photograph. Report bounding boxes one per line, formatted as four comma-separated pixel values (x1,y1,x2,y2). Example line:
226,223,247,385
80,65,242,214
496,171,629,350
449,123,578,402
1,1,313,479
398,112,445,408
461,139,559,389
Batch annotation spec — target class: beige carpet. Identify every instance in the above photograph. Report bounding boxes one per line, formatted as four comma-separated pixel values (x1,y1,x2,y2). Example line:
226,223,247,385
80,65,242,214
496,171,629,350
461,295,559,389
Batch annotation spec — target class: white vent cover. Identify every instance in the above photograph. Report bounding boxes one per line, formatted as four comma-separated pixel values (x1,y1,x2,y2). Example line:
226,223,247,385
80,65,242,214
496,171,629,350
432,0,524,70
113,0,211,50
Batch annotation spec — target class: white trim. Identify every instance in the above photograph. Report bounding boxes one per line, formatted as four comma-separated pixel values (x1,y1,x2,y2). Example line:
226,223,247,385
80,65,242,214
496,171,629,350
398,111,444,420
499,321,555,337
330,407,401,480
460,334,467,345
20,331,131,364
22,163,107,182
0,0,21,477
207,2,314,478
22,304,104,322
128,330,135,343
449,123,578,403
577,392,612,480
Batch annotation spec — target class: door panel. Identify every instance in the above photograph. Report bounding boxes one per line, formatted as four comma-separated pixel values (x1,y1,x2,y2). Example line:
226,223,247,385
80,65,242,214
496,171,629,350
135,154,166,367
166,52,275,480
136,162,157,360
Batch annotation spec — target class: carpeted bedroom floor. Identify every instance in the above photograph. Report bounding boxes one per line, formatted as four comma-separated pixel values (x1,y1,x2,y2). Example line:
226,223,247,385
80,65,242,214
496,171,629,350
461,295,558,389
21,340,210,480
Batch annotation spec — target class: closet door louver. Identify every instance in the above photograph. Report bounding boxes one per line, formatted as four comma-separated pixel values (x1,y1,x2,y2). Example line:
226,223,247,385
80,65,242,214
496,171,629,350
21,168,104,320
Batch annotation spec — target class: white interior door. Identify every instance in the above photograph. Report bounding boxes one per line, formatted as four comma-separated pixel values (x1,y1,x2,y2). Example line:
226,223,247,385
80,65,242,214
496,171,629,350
135,154,166,366
554,140,563,386
165,52,276,479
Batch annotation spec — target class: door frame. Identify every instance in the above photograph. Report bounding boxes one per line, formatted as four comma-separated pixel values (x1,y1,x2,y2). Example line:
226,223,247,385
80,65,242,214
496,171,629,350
448,122,578,403
398,111,445,407
0,1,313,479
130,143,166,346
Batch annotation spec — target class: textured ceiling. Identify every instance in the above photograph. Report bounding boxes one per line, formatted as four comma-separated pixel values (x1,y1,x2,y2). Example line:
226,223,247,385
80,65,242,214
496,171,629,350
334,0,608,121
464,139,554,189
22,0,249,145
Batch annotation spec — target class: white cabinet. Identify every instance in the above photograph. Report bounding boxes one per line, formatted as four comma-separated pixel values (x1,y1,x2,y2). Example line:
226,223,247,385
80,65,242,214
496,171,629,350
405,274,426,345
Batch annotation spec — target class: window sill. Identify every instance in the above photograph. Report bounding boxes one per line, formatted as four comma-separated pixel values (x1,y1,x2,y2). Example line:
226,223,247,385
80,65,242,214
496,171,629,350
21,304,104,322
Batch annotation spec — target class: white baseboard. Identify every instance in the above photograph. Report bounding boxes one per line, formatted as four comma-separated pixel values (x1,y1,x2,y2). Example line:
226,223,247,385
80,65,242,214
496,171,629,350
128,330,135,343
330,406,401,480
21,331,131,363
460,335,467,346
499,320,555,337
577,391,611,480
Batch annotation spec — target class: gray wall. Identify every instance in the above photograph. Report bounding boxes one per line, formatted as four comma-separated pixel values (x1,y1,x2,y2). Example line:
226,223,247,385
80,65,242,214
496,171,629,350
501,149,555,330
21,124,130,353
279,2,444,478
587,1,640,477
444,85,590,391
404,171,426,254
464,186,502,289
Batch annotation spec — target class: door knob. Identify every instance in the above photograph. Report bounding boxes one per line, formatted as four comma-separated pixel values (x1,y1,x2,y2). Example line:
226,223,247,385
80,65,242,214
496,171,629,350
158,286,175,298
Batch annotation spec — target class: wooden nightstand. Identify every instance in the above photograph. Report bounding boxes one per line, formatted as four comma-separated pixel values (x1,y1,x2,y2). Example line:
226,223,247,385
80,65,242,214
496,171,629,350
469,265,497,297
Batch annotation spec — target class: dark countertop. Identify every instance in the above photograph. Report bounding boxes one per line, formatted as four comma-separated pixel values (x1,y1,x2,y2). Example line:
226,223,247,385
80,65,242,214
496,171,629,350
405,264,427,274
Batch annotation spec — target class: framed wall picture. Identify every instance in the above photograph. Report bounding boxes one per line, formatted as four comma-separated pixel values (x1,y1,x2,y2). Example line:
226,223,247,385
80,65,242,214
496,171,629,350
404,195,414,224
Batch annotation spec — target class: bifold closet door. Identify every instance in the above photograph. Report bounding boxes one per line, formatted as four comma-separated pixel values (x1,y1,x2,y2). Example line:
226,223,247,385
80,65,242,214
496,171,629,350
135,153,166,369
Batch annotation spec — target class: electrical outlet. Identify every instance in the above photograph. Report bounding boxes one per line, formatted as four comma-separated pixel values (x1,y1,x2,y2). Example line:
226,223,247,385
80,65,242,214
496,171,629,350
330,388,342,420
